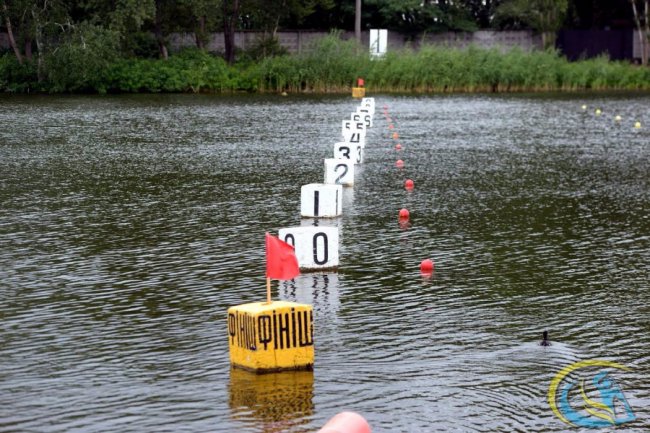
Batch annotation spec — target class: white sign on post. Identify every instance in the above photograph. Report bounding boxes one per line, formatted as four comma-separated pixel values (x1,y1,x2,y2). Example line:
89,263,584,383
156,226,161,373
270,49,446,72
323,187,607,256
278,226,339,270
300,183,342,218
370,29,388,59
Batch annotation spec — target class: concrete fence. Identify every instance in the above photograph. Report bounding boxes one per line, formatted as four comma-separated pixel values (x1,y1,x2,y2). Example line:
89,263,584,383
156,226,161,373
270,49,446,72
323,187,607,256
167,30,543,54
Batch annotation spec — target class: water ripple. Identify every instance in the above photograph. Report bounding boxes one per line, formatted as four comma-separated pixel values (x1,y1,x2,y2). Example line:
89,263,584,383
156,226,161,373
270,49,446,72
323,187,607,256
1,93,649,432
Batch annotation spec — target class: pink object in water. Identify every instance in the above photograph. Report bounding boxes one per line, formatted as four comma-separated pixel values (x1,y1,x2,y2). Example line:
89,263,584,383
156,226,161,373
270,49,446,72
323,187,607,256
317,411,371,433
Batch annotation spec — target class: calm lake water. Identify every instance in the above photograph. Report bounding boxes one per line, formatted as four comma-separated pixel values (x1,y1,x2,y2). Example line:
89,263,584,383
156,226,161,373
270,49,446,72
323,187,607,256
1,92,649,432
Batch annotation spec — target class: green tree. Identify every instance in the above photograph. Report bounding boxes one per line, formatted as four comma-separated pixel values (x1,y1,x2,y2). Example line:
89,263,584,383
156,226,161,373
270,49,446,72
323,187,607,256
222,0,239,63
18,0,69,80
153,0,170,59
76,0,156,55
108,0,156,36
1,0,24,63
362,0,476,34
245,0,333,35
240,0,333,59
175,0,222,50
494,0,568,49
46,22,120,92
459,0,501,28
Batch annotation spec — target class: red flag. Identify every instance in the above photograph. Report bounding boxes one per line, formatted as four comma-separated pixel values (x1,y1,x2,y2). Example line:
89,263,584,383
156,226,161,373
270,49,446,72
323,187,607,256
266,232,300,280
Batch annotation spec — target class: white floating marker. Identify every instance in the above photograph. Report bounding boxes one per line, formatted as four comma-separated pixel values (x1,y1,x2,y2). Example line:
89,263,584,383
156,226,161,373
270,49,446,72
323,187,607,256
342,127,366,147
278,226,339,270
300,183,342,218
334,142,364,164
342,119,367,140
361,97,375,116
324,159,355,186
342,132,366,148
355,107,373,128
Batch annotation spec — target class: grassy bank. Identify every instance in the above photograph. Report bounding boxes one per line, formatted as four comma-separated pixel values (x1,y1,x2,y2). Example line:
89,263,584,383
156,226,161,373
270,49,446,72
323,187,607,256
2,34,650,94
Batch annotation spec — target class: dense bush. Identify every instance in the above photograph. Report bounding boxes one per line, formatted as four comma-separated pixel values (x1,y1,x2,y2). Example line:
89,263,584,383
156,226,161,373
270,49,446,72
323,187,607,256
45,24,121,93
0,54,39,93
105,49,236,93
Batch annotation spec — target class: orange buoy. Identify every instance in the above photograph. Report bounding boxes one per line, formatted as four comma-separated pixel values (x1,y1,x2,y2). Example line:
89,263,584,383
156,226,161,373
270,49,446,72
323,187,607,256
392,132,399,139
318,411,371,433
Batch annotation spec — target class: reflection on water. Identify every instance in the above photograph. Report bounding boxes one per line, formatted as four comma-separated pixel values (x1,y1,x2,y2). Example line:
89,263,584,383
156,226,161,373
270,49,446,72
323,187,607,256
279,274,340,318
0,93,649,432
229,369,314,433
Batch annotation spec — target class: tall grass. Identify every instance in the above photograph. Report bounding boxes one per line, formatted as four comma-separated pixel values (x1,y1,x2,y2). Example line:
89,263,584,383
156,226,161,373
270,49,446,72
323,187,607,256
252,33,372,92
2,34,650,93
251,35,650,93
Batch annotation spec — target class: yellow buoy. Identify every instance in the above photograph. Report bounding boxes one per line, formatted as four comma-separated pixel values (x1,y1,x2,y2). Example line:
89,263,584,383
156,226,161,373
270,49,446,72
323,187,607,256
615,115,621,122
635,121,642,129
581,104,587,110
228,301,314,373
352,87,366,98
595,109,602,116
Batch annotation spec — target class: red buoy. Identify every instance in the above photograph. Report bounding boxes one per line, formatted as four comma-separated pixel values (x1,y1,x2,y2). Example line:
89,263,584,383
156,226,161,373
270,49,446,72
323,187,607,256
405,179,414,190
399,208,410,219
396,159,404,168
388,124,394,129
395,143,402,150
420,259,434,274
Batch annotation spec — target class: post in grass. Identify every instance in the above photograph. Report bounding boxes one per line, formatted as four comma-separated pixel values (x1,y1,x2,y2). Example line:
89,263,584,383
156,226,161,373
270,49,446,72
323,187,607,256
227,233,314,373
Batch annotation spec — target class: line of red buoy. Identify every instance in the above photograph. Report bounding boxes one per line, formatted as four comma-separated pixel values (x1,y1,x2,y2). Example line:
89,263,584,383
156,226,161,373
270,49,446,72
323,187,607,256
384,104,435,277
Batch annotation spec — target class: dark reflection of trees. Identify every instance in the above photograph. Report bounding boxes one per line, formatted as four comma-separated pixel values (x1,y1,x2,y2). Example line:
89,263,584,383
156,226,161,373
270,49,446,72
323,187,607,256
228,368,314,432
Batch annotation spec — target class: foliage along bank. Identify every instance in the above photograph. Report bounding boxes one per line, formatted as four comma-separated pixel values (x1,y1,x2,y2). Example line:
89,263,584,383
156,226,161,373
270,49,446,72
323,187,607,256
1,34,650,94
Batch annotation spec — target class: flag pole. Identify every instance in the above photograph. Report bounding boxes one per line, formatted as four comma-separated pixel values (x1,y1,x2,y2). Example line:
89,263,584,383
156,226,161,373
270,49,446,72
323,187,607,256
266,277,271,304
